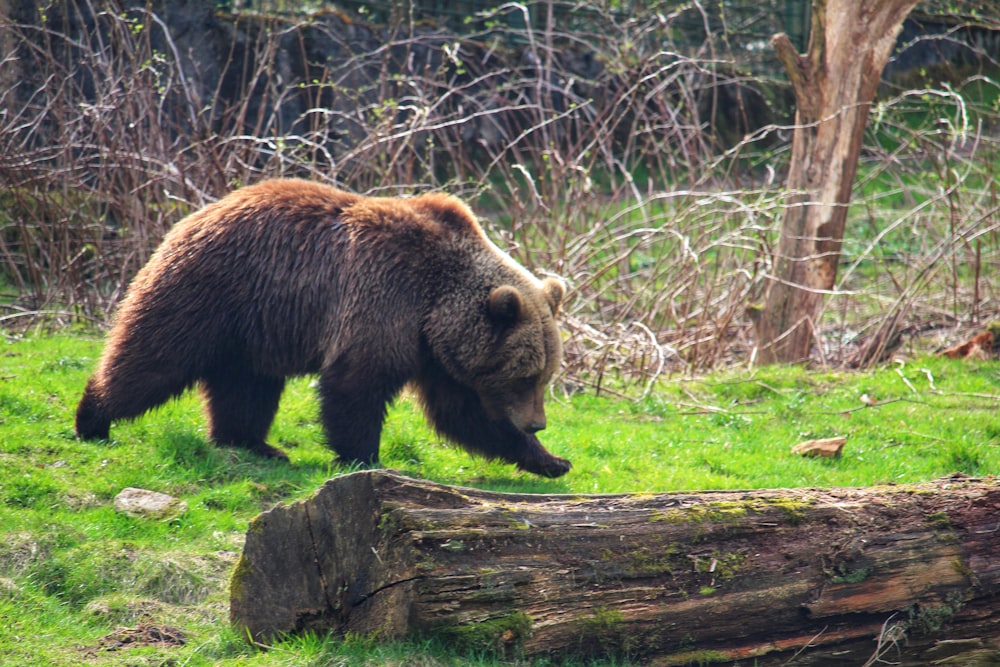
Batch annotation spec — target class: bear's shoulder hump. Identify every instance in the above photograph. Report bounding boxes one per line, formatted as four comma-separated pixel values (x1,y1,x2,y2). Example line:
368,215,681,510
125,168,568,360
237,178,358,208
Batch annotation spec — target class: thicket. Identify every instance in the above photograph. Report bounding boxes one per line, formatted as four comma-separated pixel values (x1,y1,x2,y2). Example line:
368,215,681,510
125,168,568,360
1,0,998,388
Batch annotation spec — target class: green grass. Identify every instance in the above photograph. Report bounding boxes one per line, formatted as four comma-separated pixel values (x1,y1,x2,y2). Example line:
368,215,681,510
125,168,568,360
2,332,1000,666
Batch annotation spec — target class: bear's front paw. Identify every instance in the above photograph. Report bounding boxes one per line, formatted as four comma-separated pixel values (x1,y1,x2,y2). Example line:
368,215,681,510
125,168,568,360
518,454,572,478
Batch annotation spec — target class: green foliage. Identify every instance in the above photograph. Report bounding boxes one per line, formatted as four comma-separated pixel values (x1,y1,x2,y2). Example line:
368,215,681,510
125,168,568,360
3,332,1000,665
432,611,533,656
575,607,631,658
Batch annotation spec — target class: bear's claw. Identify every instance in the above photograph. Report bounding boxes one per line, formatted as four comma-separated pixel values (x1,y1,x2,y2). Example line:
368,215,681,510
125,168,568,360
518,455,572,478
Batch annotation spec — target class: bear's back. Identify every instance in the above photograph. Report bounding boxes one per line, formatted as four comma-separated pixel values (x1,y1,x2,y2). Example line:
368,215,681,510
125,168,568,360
123,179,512,376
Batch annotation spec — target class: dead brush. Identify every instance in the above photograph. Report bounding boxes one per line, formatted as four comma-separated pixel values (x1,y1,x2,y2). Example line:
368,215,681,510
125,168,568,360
1,0,998,386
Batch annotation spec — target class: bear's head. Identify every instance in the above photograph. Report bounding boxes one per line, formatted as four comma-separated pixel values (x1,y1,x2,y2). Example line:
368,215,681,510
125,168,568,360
427,275,565,433
479,277,565,432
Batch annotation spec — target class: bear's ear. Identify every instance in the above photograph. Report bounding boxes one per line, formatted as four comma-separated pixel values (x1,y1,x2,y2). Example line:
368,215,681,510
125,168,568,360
413,193,478,234
488,285,523,323
541,277,565,316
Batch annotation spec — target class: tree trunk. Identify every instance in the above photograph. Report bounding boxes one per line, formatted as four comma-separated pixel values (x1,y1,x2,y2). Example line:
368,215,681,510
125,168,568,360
753,0,920,363
231,470,1000,666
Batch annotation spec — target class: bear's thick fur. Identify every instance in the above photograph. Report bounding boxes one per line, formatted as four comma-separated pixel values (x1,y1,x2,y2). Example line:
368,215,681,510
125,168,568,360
75,179,570,477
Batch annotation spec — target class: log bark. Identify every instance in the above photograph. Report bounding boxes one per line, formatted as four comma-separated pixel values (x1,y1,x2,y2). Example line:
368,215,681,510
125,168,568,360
231,470,1000,665
753,0,920,363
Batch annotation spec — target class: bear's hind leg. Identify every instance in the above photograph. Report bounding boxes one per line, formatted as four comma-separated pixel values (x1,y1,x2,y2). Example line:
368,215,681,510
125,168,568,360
76,378,111,440
76,366,192,440
202,371,287,460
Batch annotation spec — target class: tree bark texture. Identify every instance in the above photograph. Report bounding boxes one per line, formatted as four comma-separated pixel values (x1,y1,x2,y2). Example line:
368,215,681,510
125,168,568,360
754,0,920,363
231,470,1000,666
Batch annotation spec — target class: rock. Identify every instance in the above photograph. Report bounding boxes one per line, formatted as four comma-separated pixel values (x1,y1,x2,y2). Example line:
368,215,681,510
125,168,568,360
0,577,20,596
113,488,187,520
791,436,847,458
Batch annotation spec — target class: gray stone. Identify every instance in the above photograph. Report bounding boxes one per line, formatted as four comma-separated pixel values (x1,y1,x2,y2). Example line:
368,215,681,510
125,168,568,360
113,487,188,520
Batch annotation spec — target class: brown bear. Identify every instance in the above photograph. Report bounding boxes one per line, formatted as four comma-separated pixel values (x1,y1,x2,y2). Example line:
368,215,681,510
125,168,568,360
75,178,571,478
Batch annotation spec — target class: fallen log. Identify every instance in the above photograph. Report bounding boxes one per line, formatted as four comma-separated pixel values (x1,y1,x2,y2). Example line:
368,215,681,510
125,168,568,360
230,470,1000,665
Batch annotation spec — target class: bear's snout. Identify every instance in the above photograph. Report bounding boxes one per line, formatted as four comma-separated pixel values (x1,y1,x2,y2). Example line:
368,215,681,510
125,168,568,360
526,391,548,433
524,418,546,434
508,391,547,434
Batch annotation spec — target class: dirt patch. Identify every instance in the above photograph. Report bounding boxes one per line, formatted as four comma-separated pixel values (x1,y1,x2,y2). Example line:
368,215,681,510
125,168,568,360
98,621,186,651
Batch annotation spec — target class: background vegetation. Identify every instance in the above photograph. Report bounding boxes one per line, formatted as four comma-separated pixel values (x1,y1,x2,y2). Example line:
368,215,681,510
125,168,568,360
1,0,998,387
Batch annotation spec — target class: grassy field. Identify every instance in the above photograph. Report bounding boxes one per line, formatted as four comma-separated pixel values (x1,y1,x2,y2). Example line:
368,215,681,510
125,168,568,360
2,331,1000,666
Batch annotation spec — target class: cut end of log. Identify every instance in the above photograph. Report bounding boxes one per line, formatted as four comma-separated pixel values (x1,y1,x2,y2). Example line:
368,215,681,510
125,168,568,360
229,471,398,642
